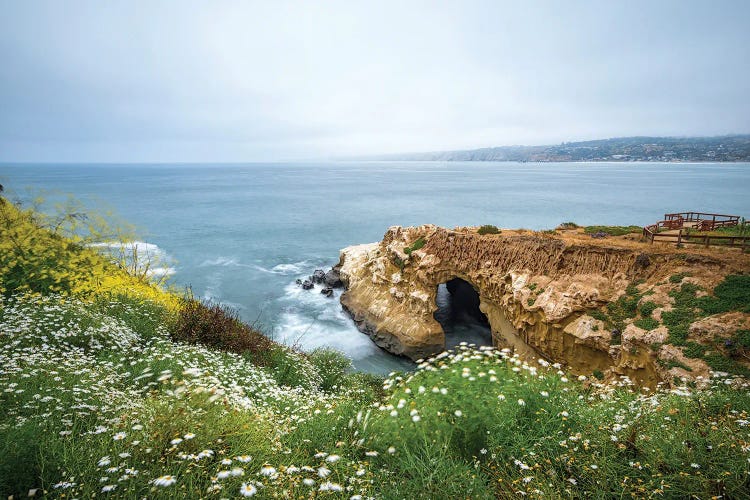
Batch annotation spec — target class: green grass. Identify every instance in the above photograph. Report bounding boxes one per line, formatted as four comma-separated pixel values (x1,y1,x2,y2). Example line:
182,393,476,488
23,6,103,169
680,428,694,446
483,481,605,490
3,296,750,498
583,225,642,236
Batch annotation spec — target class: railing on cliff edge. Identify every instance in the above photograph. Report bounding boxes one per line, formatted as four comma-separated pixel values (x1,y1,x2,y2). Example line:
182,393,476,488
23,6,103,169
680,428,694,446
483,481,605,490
642,211,748,250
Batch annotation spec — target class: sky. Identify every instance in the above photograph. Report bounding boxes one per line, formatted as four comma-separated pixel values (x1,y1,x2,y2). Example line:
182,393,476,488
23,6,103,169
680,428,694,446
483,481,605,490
1,0,749,162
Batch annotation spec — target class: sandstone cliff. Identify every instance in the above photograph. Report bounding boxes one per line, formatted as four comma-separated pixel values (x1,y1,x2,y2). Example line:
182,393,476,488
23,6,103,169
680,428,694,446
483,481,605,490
339,225,750,387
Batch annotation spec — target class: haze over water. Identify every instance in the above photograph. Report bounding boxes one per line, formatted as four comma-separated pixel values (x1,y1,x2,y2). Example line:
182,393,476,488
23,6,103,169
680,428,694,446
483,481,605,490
2,161,749,372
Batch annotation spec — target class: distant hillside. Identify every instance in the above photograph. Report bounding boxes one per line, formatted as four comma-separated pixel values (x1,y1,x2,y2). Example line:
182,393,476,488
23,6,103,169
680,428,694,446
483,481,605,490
369,135,750,162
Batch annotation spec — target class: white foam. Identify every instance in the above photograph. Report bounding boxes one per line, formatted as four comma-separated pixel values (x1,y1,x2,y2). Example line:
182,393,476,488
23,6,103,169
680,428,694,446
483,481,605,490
271,275,382,359
199,257,242,267
89,240,175,278
271,262,307,274
89,240,165,257
274,310,380,359
254,261,310,276
146,266,176,278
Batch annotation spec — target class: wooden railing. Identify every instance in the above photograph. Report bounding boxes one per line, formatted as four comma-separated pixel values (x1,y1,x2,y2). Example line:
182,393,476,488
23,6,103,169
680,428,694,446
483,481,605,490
663,212,740,231
643,212,748,250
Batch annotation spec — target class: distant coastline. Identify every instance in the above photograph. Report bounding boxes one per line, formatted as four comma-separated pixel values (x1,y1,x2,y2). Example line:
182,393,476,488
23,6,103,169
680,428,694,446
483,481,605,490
357,134,750,163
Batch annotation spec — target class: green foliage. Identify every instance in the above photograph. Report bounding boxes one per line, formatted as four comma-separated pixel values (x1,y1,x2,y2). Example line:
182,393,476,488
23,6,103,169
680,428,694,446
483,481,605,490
403,237,427,256
638,300,658,318
669,272,690,284
527,297,535,307
634,317,660,331
265,345,323,390
703,353,750,378
658,359,692,371
735,329,750,349
588,309,608,323
683,342,708,359
592,369,604,380
392,254,405,270
606,284,642,331
583,225,642,236
698,274,750,314
557,222,579,229
477,224,500,235
308,348,352,392
662,283,701,345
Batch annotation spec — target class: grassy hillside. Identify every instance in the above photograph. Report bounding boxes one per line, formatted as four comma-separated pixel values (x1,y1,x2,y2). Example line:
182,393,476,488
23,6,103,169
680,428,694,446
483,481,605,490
1,195,750,498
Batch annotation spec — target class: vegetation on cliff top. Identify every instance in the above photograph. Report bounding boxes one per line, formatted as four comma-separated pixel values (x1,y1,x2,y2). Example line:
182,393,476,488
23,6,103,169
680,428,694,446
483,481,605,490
1,194,750,498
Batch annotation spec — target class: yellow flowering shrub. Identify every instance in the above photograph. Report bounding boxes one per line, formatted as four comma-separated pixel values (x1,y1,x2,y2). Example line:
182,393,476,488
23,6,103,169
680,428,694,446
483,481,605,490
0,196,179,310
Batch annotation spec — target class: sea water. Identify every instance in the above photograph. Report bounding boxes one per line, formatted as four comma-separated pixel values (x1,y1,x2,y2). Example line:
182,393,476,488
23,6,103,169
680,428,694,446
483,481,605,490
2,161,749,373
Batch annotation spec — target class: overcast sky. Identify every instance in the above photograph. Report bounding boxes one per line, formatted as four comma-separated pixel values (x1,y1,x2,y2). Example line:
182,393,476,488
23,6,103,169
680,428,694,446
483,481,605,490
1,1,749,162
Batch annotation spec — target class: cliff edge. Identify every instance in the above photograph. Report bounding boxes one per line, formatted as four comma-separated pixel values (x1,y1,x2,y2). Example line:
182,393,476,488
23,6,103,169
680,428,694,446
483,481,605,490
339,225,750,387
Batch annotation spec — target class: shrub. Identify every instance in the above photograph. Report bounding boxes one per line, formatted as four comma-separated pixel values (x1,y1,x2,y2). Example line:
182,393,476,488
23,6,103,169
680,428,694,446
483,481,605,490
477,225,500,235
557,222,579,229
583,225,642,236
639,300,658,318
669,272,690,284
308,348,352,392
634,317,659,331
0,194,178,309
683,342,707,359
588,309,608,323
698,275,750,314
170,298,275,364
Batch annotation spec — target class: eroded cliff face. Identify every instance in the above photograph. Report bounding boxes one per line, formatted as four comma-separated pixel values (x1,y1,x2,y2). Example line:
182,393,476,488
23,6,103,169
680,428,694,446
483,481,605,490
339,225,750,387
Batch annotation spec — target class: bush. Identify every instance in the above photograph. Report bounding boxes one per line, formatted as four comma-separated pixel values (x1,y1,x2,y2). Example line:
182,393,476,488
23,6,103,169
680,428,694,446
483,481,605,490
638,300,658,318
583,225,642,236
477,224,500,235
557,222,579,229
634,317,659,331
698,274,750,314
308,348,352,392
669,272,690,284
170,298,275,364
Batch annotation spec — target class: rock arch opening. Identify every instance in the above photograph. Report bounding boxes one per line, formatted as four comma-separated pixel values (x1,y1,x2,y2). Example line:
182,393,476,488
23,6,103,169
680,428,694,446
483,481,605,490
433,277,493,349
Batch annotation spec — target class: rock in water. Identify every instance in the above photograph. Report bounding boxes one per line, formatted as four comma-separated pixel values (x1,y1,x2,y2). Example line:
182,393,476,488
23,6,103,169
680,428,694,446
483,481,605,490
321,287,334,297
324,268,343,288
301,280,314,290
311,269,326,284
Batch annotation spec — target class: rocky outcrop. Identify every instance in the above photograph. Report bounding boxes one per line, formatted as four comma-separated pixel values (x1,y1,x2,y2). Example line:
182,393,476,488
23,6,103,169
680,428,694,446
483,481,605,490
339,225,750,387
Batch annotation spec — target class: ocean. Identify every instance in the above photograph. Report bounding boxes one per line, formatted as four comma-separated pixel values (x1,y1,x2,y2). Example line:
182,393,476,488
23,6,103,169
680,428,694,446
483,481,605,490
2,161,749,373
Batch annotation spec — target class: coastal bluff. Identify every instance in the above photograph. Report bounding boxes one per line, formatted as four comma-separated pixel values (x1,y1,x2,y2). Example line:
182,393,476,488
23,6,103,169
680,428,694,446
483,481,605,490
338,225,750,386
